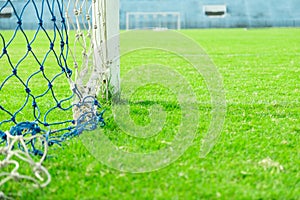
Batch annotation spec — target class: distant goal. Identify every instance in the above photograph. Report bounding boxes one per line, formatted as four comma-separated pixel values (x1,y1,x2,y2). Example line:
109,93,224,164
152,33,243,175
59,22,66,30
126,12,181,30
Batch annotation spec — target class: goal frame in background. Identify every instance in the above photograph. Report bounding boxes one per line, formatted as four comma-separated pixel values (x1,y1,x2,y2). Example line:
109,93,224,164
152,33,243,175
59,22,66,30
126,12,181,31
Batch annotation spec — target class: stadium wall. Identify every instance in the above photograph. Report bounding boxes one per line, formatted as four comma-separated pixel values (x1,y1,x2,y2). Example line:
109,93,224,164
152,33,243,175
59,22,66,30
1,0,300,30
120,0,300,29
0,1,66,30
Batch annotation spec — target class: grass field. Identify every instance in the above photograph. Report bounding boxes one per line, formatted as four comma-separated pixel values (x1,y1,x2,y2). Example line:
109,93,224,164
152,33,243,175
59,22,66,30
1,28,300,199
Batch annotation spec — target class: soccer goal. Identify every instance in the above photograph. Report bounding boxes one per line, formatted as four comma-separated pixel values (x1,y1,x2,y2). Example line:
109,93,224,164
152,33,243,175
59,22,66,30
0,0,119,191
126,12,181,30
0,0,120,132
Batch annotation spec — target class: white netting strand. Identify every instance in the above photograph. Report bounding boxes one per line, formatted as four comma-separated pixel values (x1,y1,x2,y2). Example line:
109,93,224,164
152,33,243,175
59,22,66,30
0,132,50,197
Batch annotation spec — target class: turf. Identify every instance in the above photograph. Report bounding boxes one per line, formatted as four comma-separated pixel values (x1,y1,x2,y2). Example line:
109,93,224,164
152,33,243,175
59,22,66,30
1,28,300,199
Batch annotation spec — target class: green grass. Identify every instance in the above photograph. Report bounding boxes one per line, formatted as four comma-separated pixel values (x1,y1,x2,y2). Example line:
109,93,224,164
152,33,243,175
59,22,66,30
1,28,300,199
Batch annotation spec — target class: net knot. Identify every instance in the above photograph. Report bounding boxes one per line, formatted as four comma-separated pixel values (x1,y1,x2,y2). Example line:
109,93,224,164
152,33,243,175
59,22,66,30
75,33,81,39
0,131,7,141
32,101,37,108
94,100,99,106
48,82,53,89
32,149,44,157
74,9,79,16
49,42,54,50
97,110,106,127
25,87,31,94
60,41,65,48
2,48,7,54
11,172,20,180
12,68,17,75
27,45,32,51
33,163,42,170
66,68,72,77
17,19,22,25
48,140,61,147
74,62,78,69
11,116,16,124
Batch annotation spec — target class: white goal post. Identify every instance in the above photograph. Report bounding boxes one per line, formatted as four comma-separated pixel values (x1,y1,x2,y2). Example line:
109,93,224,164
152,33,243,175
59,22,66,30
126,12,181,30
69,0,120,104
93,0,120,98
68,0,121,120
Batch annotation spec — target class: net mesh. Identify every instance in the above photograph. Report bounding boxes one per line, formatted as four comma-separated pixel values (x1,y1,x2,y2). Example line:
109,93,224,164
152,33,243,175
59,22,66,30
0,0,109,196
0,131,51,190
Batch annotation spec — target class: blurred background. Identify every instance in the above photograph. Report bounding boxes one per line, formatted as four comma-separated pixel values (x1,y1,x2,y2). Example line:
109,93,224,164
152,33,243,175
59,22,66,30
1,0,300,30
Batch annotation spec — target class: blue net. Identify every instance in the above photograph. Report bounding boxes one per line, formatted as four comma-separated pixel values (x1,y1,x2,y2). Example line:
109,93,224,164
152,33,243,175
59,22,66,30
0,0,105,154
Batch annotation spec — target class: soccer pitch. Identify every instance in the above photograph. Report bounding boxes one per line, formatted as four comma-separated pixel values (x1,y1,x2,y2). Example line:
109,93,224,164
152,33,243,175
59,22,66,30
1,28,300,199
